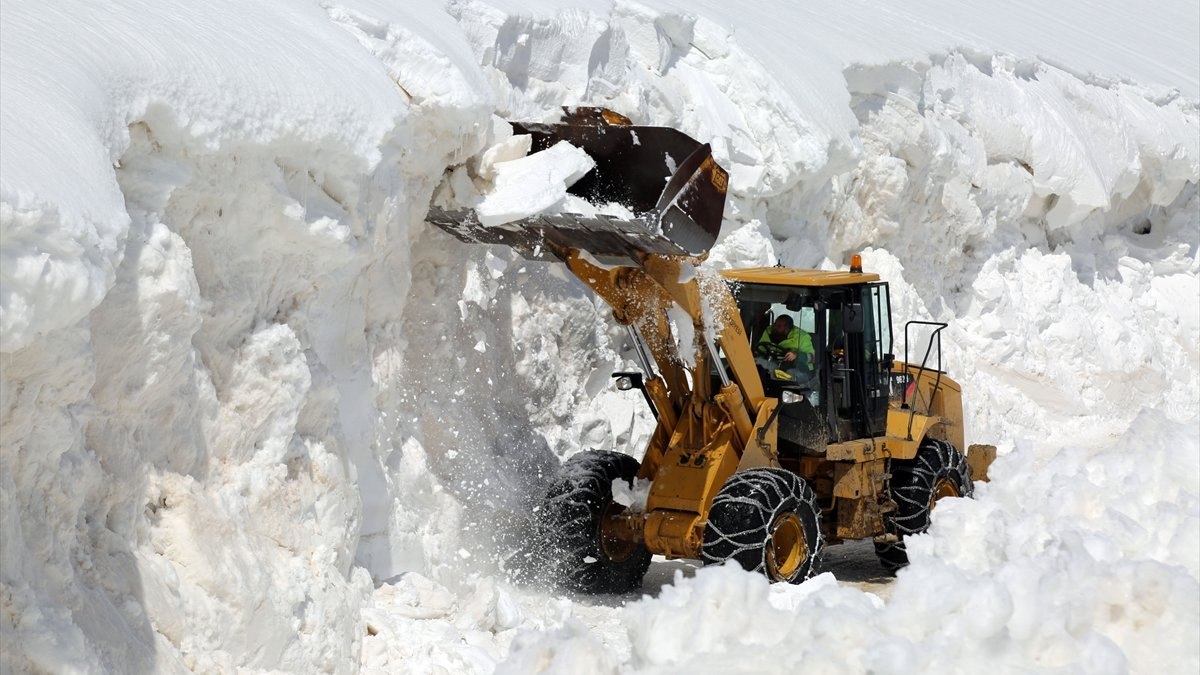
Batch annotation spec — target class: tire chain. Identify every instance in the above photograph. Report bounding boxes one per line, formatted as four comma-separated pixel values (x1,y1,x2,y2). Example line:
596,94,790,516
875,438,973,572
701,468,824,583
535,450,650,593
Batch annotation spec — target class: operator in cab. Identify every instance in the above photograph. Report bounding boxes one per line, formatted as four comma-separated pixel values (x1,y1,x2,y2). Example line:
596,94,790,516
759,315,815,372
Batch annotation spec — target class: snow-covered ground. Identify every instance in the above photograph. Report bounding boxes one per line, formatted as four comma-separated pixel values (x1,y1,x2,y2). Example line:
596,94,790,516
1,1,1197,673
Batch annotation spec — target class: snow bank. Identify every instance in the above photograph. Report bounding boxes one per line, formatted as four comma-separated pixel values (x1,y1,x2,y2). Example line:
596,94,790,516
1,0,1197,673
596,411,1199,674
2,0,493,671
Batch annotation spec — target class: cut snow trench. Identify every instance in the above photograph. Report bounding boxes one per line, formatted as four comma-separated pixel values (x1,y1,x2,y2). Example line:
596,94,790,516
0,0,1196,674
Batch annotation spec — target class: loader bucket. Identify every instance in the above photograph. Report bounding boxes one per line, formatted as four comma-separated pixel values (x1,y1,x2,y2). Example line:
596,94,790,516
427,108,728,261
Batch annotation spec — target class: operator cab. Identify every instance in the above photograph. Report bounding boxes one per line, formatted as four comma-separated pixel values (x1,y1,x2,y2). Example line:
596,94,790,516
721,267,896,455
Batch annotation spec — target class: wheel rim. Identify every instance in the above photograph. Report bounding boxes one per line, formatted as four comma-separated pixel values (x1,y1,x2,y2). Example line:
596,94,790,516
599,502,638,563
929,478,961,511
766,512,807,580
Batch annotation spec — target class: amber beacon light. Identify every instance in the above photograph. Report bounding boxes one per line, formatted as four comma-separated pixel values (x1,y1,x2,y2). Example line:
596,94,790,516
850,254,863,273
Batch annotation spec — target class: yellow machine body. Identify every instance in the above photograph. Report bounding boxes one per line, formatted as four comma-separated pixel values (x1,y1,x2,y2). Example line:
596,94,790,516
427,108,991,564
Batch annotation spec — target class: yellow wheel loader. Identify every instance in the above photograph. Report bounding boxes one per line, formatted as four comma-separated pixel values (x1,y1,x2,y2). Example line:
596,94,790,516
429,108,995,592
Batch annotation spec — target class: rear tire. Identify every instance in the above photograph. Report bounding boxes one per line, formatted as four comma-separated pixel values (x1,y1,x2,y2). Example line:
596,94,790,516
536,450,651,594
875,438,973,572
702,468,822,583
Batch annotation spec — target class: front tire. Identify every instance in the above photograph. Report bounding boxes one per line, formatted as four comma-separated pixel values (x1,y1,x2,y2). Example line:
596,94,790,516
536,450,651,593
875,438,973,572
702,468,822,583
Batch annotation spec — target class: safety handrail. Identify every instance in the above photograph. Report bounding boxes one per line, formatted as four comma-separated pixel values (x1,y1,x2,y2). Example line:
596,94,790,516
903,320,948,440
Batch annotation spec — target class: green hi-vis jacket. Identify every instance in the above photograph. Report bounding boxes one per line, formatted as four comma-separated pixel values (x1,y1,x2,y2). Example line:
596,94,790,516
759,326,815,356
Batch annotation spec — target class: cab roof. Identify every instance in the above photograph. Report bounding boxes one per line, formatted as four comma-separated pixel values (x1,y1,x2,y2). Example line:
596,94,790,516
719,267,881,286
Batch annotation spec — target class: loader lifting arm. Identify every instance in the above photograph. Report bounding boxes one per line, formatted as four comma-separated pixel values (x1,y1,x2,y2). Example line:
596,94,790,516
560,250,772,465
554,253,777,559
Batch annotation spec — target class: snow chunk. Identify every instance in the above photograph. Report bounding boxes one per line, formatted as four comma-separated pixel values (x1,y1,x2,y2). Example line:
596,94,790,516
611,478,652,513
474,141,596,226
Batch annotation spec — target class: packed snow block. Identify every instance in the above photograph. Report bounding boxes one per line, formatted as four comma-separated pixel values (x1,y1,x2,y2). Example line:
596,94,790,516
476,131,532,180
474,141,596,227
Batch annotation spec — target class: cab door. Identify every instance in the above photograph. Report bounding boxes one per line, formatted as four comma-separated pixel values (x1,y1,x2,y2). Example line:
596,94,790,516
822,283,893,440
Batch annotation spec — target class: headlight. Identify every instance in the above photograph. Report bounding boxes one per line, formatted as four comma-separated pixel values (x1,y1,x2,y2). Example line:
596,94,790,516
615,375,635,391
780,391,801,404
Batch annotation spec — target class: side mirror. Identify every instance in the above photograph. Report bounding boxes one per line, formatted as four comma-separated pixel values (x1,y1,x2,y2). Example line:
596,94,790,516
844,303,864,333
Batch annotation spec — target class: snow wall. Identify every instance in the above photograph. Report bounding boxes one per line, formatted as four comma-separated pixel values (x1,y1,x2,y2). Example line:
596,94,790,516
1,0,1197,673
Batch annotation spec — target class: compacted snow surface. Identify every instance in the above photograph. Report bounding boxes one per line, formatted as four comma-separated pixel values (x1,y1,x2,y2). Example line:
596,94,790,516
1,1,1197,673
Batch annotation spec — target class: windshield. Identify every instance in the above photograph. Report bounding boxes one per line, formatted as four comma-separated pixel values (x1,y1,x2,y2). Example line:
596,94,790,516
727,282,819,387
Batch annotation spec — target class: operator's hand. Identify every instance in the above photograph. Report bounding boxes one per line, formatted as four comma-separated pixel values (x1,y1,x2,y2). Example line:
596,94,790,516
783,351,797,363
